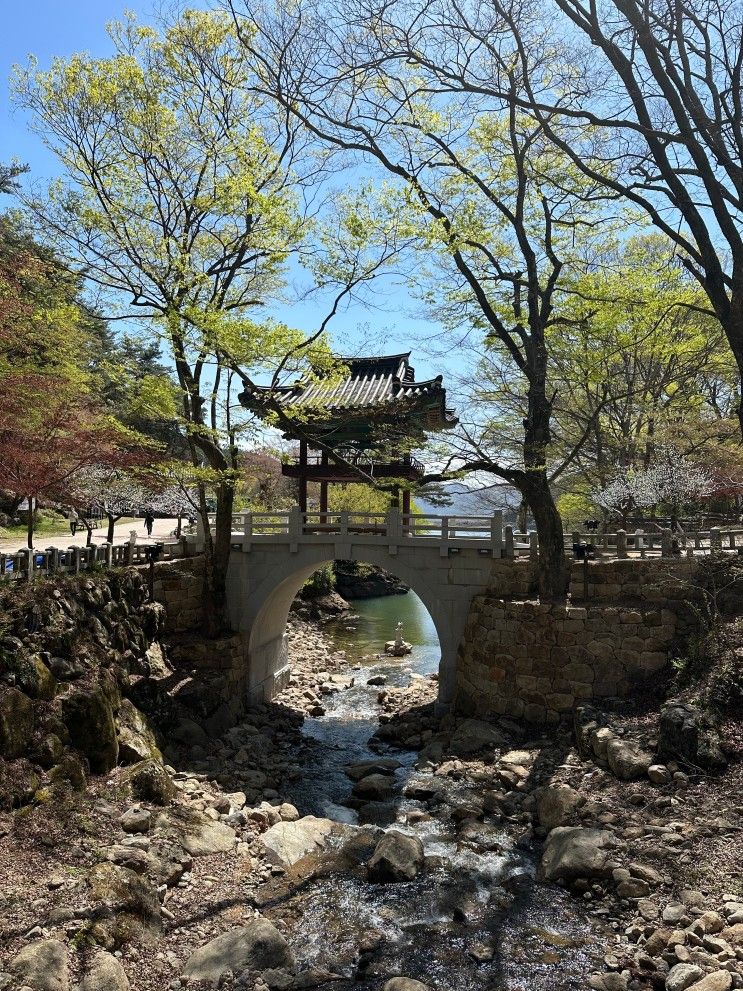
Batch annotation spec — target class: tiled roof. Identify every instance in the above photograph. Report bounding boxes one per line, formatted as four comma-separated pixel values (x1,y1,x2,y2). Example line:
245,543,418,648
243,353,457,424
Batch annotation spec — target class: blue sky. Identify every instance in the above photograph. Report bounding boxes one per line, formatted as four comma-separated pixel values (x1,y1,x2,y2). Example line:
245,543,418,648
0,1,444,381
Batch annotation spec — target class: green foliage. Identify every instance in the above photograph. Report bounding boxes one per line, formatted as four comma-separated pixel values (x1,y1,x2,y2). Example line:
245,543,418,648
301,562,335,598
556,492,598,530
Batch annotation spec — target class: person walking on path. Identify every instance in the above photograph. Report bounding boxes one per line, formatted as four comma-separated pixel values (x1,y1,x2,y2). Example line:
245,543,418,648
143,509,155,538
68,509,79,537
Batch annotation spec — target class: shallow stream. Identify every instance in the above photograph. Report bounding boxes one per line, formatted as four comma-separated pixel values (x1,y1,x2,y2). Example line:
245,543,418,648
278,592,607,989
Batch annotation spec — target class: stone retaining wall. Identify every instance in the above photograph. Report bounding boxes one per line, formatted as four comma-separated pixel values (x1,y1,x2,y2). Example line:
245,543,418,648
459,558,706,724
151,557,205,634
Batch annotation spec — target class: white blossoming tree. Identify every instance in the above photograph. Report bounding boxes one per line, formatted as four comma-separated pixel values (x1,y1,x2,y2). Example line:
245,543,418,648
597,449,714,529
70,467,148,544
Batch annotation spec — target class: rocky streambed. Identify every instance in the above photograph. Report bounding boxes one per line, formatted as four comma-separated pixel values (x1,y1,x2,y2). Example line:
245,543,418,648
1,586,742,991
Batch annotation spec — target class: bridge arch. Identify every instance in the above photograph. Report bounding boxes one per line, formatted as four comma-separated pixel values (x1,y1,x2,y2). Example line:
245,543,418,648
224,541,483,708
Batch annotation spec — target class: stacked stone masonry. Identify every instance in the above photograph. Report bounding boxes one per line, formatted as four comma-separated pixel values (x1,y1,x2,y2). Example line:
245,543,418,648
151,558,205,635
456,559,701,725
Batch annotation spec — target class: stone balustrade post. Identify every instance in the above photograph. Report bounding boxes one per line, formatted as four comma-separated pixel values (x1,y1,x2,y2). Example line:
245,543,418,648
490,511,503,557
529,531,539,562
288,506,301,553
504,526,515,559
243,512,253,552
616,530,628,559
710,527,722,552
70,546,81,574
440,516,450,558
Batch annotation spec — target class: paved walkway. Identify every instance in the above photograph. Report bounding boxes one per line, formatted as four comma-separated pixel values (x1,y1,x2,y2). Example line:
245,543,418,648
0,517,181,554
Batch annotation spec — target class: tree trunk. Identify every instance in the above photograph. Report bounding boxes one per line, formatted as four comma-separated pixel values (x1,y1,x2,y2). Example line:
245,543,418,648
26,495,34,549
201,481,235,638
85,522,94,546
517,499,528,533
107,514,116,544
522,473,568,599
522,356,568,599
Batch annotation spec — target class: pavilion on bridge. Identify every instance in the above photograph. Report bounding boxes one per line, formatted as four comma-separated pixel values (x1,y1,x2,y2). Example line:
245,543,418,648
239,352,458,516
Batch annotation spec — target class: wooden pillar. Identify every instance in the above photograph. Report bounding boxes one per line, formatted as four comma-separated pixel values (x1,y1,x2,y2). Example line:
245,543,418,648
298,440,308,515
320,451,328,523
402,489,411,533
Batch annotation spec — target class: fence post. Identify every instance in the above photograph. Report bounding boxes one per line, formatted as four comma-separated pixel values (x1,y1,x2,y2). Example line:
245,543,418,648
529,530,539,562
710,527,721,552
339,511,349,536
661,528,673,558
70,546,81,574
243,512,253,553
504,525,515,559
440,516,450,558
616,530,627,559
22,548,34,583
490,511,503,558
104,542,113,568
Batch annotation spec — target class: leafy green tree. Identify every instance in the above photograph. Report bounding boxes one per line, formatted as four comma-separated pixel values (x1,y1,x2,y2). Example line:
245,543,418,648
237,2,631,593
14,10,334,632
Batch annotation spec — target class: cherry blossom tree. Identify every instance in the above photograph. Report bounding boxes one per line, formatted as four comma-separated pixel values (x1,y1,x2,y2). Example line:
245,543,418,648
596,448,714,529
69,467,149,544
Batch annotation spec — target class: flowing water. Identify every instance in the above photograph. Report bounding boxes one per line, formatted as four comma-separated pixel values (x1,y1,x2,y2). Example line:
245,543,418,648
278,590,607,989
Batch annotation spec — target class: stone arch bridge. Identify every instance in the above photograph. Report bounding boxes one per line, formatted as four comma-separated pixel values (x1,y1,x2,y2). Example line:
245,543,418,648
215,508,520,709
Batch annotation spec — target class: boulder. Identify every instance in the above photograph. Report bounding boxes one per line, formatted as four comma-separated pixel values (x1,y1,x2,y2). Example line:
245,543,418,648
120,806,152,834
10,939,70,991
383,981,432,991
62,684,118,773
648,764,672,785
667,965,705,991
536,784,582,830
538,827,620,883
606,738,652,781
659,704,727,770
116,699,161,764
181,920,295,982
353,773,396,801
0,686,34,758
15,654,57,700
449,718,507,756
126,759,174,805
86,862,160,948
80,950,130,991
260,815,339,868
49,751,88,791
368,830,424,883
178,812,236,857
686,975,732,991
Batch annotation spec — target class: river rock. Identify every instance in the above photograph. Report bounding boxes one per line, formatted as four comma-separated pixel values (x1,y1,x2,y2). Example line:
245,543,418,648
10,939,70,991
260,815,340,867
537,784,582,830
353,773,396,801
80,950,130,991
120,806,151,834
648,763,672,785
181,920,295,982
658,704,726,770
538,827,620,883
368,830,424,882
449,718,507,756
180,814,236,856
383,981,431,991
0,686,35,759
606,738,652,780
666,963,704,991
345,759,401,781
686,975,732,991
127,759,174,805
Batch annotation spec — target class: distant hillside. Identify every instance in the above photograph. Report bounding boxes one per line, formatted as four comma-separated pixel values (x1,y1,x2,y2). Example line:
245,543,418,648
416,480,521,522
